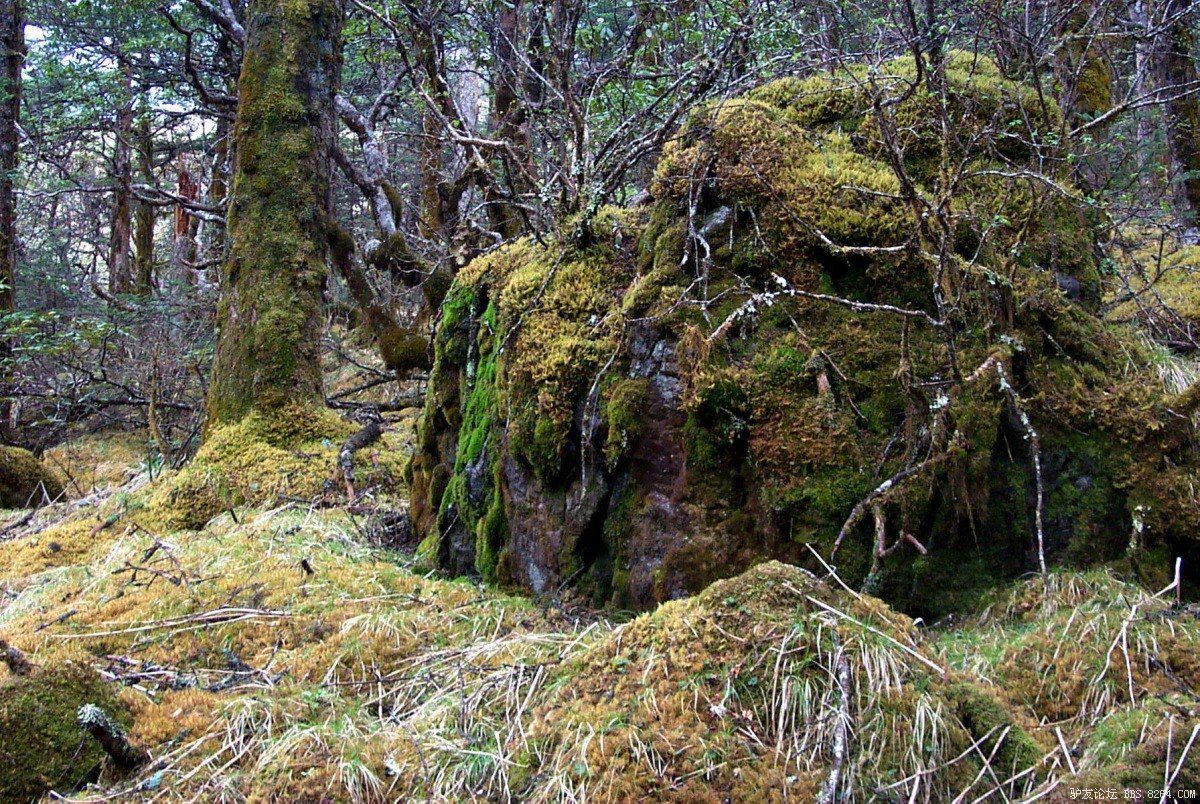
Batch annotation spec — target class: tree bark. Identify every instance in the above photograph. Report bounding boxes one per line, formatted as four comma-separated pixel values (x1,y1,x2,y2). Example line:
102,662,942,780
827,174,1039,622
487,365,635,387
1160,0,1200,236
0,0,20,319
206,0,345,427
487,0,534,239
409,17,445,243
108,61,135,295
133,114,155,295
0,0,21,443
172,163,200,285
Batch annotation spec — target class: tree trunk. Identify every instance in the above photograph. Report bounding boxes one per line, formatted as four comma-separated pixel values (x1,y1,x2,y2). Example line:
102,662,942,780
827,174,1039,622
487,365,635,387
418,102,444,243
0,0,21,443
1160,0,1200,237
1132,0,1155,176
200,119,231,285
487,0,534,239
133,114,155,295
108,61,135,295
0,0,19,320
206,0,345,427
172,163,199,285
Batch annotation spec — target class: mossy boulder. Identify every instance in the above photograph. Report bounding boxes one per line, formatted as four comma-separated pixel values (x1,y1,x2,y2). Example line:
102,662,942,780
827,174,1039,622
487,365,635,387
412,53,1200,614
0,445,65,508
0,663,130,801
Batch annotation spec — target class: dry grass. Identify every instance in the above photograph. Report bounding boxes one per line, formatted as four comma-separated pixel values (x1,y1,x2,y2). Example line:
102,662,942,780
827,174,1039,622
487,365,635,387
1,430,1197,801
936,570,1200,796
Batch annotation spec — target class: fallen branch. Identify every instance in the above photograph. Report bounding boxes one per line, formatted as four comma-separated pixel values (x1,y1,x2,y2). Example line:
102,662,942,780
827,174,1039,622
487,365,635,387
78,703,149,769
55,607,289,639
0,639,34,675
817,640,853,804
339,410,384,501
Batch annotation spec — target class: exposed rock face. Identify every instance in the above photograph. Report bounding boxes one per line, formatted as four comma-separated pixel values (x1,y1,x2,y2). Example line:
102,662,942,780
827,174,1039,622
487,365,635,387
409,54,1200,613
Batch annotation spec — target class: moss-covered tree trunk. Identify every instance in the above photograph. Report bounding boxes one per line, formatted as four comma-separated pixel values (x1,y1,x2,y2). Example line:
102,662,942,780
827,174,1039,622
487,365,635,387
206,0,345,427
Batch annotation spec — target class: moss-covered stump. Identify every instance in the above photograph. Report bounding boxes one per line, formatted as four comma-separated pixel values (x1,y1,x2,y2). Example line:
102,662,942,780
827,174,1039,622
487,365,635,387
521,561,1044,799
411,53,1200,614
0,662,131,800
0,445,65,508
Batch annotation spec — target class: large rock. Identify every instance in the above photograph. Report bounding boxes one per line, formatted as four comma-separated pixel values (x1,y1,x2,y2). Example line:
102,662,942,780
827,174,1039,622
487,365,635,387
409,54,1200,613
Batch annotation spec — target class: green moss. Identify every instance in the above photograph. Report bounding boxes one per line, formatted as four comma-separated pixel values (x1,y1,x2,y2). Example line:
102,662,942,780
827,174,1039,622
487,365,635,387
0,663,130,801
600,378,650,470
0,446,65,508
683,372,750,474
945,680,1045,776
423,291,511,580
474,469,509,583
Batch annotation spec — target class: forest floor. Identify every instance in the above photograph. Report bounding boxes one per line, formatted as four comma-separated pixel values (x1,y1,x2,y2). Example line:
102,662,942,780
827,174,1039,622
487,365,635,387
0,372,1198,800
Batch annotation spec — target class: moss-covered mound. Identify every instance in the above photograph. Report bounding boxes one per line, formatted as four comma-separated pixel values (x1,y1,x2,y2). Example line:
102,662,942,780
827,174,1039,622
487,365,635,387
151,404,406,529
152,405,353,529
410,52,1200,613
522,561,1044,800
0,445,65,508
937,571,1200,794
0,662,131,801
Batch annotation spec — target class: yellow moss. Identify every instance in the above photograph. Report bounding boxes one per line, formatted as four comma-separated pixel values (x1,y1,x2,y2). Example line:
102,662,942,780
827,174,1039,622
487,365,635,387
150,405,354,529
1115,244,1200,322
125,688,224,746
938,570,1200,726
0,421,1121,802
43,432,148,496
524,561,1029,800
0,516,109,577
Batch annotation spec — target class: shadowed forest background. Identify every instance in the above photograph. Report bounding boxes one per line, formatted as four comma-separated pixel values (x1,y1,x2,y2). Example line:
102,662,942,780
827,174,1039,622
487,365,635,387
1,0,1200,800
